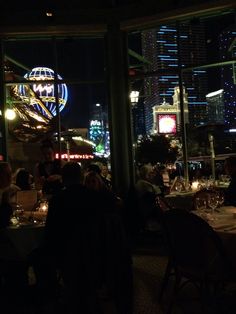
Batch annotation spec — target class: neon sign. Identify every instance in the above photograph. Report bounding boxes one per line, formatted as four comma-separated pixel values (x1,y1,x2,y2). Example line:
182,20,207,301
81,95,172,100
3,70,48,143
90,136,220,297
158,114,177,134
33,83,54,94
55,153,94,160
90,120,101,126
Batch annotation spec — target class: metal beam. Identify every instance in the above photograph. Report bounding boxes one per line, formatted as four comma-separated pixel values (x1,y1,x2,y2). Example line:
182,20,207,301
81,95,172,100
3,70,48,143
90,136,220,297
5,54,31,72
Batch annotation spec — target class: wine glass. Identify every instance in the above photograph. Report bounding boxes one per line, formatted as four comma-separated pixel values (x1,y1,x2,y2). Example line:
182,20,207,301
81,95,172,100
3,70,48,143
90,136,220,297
195,197,207,210
215,191,224,208
175,181,183,193
11,203,24,222
208,194,219,216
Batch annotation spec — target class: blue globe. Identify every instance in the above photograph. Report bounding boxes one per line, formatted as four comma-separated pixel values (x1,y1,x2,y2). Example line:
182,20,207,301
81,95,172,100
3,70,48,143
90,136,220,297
17,67,68,119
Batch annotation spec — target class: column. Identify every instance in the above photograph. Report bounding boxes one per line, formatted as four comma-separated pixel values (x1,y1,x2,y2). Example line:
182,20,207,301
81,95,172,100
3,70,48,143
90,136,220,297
0,40,7,161
105,22,135,197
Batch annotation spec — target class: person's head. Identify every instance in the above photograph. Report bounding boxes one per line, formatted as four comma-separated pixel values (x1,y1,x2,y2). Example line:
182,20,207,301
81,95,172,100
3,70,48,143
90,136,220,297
15,169,31,190
62,162,82,187
40,140,55,162
84,171,106,192
224,156,236,176
86,163,101,175
0,162,12,189
138,164,154,182
101,164,109,177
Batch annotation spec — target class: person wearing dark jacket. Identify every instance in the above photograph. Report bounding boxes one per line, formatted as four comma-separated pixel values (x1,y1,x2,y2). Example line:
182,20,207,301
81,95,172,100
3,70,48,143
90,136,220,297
31,162,133,313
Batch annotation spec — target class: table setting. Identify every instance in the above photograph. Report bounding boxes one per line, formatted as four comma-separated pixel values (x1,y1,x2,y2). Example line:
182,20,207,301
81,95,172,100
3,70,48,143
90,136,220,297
0,199,48,261
194,203,236,234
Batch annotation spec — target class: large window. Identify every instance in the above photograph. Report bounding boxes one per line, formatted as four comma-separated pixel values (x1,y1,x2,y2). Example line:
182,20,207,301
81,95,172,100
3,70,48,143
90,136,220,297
2,37,109,172
128,11,236,178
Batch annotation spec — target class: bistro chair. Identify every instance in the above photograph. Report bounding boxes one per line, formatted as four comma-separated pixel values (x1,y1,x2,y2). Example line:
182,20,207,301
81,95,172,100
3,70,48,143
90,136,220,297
160,208,234,313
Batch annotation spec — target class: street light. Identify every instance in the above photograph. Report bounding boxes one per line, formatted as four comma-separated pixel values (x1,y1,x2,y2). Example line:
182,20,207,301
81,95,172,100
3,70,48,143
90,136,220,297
130,90,139,105
5,108,16,120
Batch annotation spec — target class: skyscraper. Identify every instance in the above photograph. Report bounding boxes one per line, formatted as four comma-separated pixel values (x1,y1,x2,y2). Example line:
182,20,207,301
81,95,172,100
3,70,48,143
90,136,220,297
141,21,208,133
89,103,110,156
206,89,225,124
219,27,236,127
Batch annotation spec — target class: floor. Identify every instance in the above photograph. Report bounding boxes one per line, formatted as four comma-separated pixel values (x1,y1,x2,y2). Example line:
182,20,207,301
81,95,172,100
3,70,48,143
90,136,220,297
1,232,236,314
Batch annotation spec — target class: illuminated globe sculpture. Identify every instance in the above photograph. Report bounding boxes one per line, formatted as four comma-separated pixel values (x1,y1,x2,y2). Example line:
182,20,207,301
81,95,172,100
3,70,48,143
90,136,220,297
18,67,68,119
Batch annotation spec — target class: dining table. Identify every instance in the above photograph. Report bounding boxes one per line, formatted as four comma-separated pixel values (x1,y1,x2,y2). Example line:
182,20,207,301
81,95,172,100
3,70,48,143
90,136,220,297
165,181,229,211
165,190,196,210
0,211,47,262
194,206,236,271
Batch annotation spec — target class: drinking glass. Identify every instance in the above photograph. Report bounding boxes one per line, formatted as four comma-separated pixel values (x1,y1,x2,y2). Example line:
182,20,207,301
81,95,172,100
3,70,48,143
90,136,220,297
175,181,183,193
216,191,224,207
195,197,207,212
208,195,219,215
12,203,24,222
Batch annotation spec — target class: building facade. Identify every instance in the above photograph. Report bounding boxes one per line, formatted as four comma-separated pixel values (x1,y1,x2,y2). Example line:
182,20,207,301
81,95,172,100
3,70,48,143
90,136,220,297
219,27,236,127
206,89,225,124
141,21,208,133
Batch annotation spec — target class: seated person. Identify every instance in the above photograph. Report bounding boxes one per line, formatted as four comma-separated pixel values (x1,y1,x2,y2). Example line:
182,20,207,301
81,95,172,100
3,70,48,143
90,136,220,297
135,164,162,230
31,162,132,312
15,168,33,190
86,162,112,190
84,170,122,215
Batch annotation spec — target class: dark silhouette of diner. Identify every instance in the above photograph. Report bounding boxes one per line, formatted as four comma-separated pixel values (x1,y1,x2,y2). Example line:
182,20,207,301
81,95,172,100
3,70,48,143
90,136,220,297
30,161,132,313
15,168,33,190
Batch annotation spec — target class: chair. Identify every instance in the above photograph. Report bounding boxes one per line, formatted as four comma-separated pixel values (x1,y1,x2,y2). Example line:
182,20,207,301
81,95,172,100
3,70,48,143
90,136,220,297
16,190,38,211
156,195,172,212
160,208,234,313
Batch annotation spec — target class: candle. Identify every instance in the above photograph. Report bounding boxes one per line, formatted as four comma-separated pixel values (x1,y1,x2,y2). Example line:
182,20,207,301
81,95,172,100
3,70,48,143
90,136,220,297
192,181,199,191
39,201,48,212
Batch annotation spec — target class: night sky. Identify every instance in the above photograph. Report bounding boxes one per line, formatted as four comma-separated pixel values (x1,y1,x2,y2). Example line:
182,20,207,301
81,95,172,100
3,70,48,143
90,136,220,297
4,12,235,131
5,38,106,129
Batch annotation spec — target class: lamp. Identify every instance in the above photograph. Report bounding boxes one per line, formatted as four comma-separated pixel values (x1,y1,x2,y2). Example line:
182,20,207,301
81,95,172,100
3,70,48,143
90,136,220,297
5,108,16,120
5,97,16,120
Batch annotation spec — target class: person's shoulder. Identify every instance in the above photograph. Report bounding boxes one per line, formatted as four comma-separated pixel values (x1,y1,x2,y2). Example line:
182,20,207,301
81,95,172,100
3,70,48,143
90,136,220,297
8,184,21,193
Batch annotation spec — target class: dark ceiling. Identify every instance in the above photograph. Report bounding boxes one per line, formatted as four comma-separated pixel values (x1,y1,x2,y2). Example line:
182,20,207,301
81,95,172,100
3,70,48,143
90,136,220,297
0,0,235,34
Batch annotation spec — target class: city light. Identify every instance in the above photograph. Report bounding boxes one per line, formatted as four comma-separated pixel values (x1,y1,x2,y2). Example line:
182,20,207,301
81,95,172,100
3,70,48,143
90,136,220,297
158,114,177,134
130,90,139,104
5,109,16,120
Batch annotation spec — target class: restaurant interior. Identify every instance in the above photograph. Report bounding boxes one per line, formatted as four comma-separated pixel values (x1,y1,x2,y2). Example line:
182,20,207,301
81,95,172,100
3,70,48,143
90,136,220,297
1,1,236,313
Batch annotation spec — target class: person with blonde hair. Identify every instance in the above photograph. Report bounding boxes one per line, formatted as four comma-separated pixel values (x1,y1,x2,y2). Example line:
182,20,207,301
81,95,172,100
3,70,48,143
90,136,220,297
84,169,123,215
84,170,107,192
134,164,162,231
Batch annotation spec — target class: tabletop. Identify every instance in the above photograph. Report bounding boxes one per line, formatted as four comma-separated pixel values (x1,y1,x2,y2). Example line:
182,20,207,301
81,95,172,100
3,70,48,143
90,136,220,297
0,212,46,261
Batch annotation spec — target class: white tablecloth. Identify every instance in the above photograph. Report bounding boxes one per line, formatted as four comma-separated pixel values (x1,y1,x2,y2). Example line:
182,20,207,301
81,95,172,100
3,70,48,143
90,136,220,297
195,206,236,271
